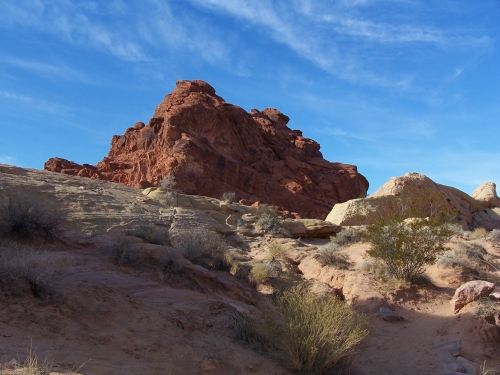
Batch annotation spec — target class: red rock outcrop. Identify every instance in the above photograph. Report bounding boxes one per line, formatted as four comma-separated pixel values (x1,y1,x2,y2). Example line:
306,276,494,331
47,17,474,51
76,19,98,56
45,80,368,219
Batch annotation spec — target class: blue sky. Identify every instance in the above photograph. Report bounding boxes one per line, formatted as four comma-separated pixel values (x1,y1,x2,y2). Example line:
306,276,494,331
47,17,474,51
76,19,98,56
0,0,499,195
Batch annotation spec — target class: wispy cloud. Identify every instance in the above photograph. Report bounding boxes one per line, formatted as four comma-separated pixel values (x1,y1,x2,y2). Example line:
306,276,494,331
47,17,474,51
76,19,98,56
0,0,146,61
187,0,492,88
0,90,72,115
1,58,93,83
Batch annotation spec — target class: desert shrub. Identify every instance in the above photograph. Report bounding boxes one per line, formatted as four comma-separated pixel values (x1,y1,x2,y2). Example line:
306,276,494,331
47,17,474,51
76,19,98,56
438,243,496,276
250,263,270,284
171,228,232,271
470,227,488,240
363,218,453,283
256,204,281,234
0,243,62,300
489,229,500,242
108,237,141,265
330,227,362,247
221,191,237,203
125,224,171,246
268,241,288,260
235,285,369,374
0,196,60,239
317,243,350,269
361,259,391,280
159,176,179,206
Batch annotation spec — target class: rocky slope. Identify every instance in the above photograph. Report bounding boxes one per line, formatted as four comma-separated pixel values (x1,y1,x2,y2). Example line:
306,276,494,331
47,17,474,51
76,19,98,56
44,80,368,219
1,164,499,375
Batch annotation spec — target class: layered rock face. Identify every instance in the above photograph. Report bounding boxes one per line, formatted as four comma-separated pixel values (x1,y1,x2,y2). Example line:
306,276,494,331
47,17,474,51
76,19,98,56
326,172,500,229
45,80,368,219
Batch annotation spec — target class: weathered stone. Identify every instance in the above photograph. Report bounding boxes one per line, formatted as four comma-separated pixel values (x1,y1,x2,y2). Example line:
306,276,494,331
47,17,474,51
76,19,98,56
280,219,340,238
455,356,478,375
379,307,403,322
451,280,496,314
44,80,368,219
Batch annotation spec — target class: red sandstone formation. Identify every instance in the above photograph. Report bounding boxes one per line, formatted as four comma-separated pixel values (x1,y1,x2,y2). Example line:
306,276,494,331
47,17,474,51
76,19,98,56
45,80,368,219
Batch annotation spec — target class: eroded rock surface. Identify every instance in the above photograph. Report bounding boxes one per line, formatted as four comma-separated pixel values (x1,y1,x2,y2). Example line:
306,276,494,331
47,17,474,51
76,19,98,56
44,80,368,219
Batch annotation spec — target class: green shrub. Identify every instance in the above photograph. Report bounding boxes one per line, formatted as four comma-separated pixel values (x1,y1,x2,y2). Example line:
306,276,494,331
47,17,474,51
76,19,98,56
221,191,237,203
235,285,369,374
250,263,270,284
256,204,281,234
171,228,232,271
317,243,350,269
268,241,288,260
0,196,60,239
363,218,453,283
470,227,488,240
330,227,362,247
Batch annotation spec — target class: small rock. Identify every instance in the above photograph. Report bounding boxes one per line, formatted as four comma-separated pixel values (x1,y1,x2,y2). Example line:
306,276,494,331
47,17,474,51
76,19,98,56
380,307,403,322
451,280,496,313
489,292,500,301
456,356,478,375
430,339,461,357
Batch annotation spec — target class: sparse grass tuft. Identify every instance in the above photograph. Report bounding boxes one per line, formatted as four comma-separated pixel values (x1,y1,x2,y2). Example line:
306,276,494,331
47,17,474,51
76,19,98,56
0,196,60,239
470,227,488,240
250,263,270,284
171,228,232,271
268,241,288,261
317,243,350,269
235,285,369,374
221,191,237,203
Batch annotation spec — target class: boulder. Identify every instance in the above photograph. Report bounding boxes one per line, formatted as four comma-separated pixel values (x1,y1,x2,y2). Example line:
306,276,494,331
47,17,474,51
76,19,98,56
472,182,500,209
45,80,368,219
280,219,340,238
451,280,496,314
326,172,500,230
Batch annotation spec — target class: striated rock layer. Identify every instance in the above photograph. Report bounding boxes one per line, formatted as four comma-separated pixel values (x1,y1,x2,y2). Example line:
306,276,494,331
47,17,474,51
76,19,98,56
45,80,368,219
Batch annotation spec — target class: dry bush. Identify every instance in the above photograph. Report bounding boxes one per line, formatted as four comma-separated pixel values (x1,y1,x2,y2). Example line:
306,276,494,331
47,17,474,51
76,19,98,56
438,243,494,269
489,229,500,242
107,237,141,265
235,285,369,374
268,241,288,261
470,227,488,240
0,243,63,300
250,263,270,284
221,191,237,203
171,228,232,271
0,346,84,375
256,204,281,234
317,243,350,269
158,176,179,206
125,224,171,246
330,227,363,247
0,196,60,239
